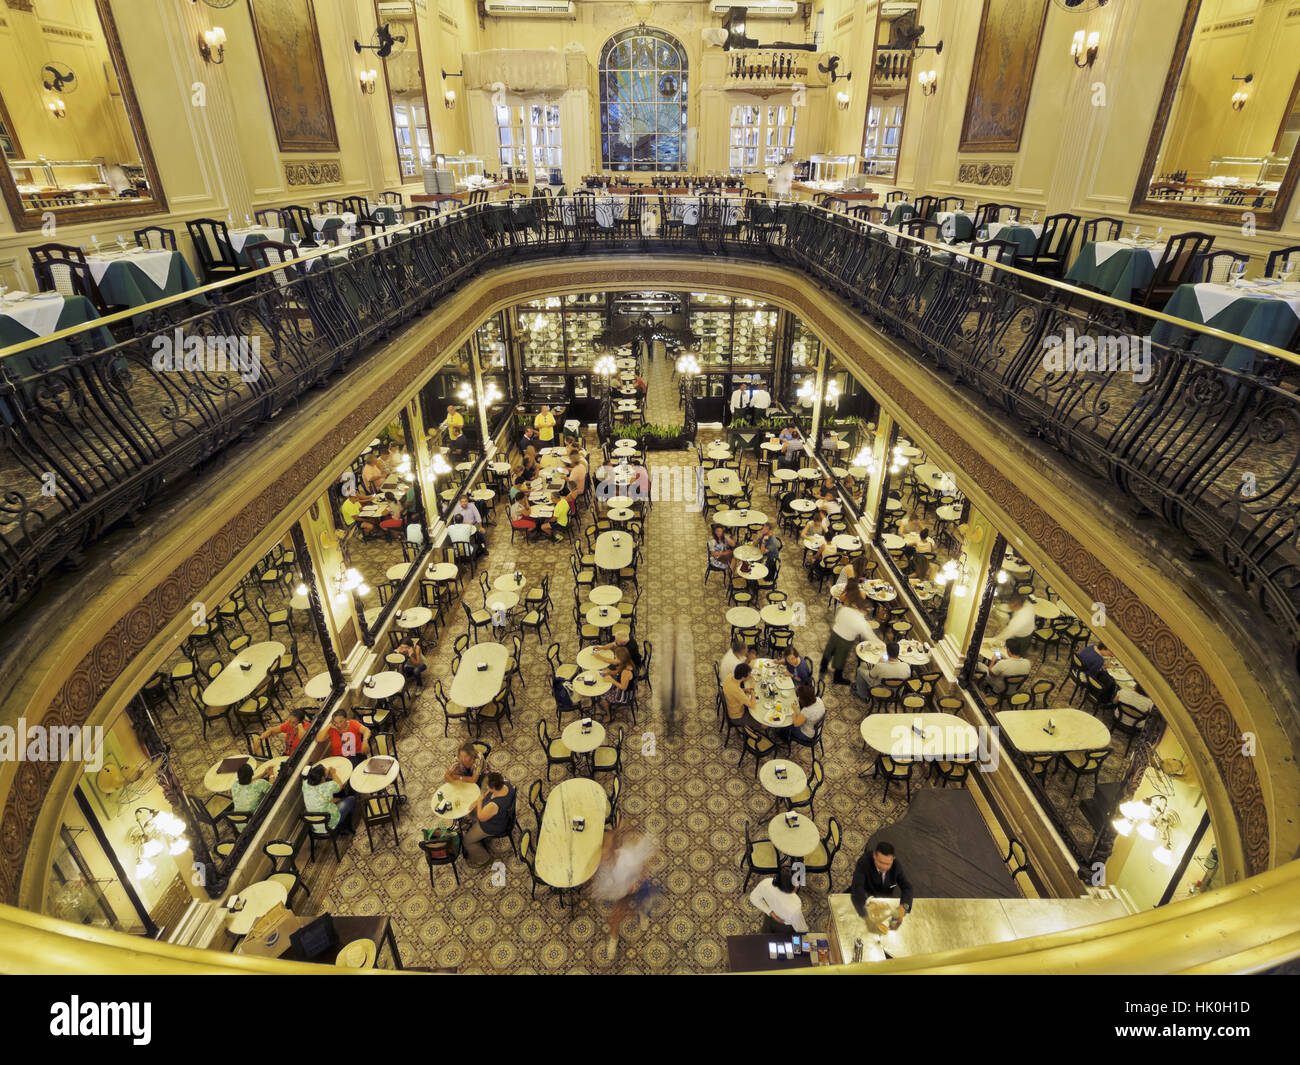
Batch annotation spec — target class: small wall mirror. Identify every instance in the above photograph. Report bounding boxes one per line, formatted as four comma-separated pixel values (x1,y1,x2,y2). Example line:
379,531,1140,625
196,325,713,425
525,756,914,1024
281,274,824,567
1133,0,1300,229
0,0,167,231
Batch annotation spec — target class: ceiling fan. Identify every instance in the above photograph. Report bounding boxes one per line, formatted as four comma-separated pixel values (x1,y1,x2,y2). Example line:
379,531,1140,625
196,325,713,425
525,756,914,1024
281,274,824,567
719,7,818,52
353,23,408,61
41,62,77,94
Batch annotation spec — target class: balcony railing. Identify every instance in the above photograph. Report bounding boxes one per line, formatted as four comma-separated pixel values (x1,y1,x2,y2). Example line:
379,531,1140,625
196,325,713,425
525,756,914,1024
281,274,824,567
2,197,1297,669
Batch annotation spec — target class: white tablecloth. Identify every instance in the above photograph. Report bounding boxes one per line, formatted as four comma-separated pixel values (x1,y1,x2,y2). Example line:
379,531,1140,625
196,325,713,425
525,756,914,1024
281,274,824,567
225,226,287,253
988,221,1042,242
1091,238,1161,268
0,294,68,337
86,248,177,290
311,211,357,232
1190,281,1300,323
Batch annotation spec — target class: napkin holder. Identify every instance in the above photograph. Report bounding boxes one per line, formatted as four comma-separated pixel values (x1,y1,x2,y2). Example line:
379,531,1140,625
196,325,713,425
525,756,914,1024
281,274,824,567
571,816,586,832
774,766,787,781
476,662,489,672
783,813,798,829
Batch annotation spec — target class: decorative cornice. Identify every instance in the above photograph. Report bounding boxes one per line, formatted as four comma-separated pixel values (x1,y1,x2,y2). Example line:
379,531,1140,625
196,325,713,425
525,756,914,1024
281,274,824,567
957,161,1014,187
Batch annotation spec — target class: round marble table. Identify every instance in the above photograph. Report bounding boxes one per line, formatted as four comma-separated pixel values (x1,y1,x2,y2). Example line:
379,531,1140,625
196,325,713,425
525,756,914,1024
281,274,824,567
494,572,529,594
936,505,962,522
304,671,334,702
761,603,796,627
361,671,405,701
864,580,898,603
302,756,353,786
726,606,761,629
774,469,798,482
832,534,862,552
1031,597,1062,620
615,438,638,448
588,585,622,606
768,812,820,858
350,755,401,795
612,447,637,458
486,590,519,613
790,499,817,514
428,562,459,582
734,544,763,564
576,647,608,672
608,507,635,523
594,531,634,571
562,718,606,755
572,669,613,699
396,606,432,629
227,879,289,937
431,780,479,821
713,508,767,529
759,760,808,799
386,562,413,582
880,533,905,551
735,561,769,583
586,604,621,629
847,465,869,479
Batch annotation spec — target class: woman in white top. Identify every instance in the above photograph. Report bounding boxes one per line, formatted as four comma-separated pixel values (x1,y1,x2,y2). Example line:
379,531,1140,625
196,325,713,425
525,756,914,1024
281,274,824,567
749,868,808,934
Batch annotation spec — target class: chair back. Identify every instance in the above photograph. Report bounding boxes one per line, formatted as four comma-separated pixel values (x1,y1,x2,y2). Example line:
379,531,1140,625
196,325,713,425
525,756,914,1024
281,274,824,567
134,225,177,251
1033,212,1080,262
1264,244,1300,278
1080,216,1123,244
1144,231,1216,304
912,195,937,217
185,218,244,280
1195,249,1250,284
30,249,110,312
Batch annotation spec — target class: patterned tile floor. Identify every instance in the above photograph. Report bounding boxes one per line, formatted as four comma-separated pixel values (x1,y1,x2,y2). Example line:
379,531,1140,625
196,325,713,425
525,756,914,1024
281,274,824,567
289,349,1024,974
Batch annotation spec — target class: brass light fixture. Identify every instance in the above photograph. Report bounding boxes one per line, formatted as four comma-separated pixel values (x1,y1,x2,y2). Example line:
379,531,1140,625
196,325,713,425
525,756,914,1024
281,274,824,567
197,26,226,65
1070,29,1100,68
1231,72,1253,111
917,69,938,96
359,69,378,95
46,98,67,119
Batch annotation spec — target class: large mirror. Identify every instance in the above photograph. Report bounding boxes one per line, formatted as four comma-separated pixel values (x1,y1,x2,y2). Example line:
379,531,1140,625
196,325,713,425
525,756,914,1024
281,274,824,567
375,0,433,180
1133,0,1300,229
0,0,166,230
860,1,922,182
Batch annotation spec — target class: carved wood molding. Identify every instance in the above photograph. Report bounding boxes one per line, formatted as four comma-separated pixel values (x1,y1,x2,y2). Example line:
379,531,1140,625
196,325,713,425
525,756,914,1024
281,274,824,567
285,160,343,187
957,161,1014,187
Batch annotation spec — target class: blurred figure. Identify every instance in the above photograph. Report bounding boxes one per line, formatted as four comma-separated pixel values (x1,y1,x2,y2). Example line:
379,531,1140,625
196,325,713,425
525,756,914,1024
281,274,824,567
593,824,659,961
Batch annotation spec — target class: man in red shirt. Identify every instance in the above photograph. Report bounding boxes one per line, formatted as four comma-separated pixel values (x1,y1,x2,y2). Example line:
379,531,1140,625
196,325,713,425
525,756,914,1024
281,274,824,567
253,706,310,756
316,709,371,764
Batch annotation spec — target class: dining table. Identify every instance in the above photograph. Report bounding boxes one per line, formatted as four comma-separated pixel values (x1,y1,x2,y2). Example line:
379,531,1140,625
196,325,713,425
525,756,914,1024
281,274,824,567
86,246,205,308
985,221,1043,256
767,812,820,859
748,658,797,728
1064,237,1164,300
535,778,609,891
561,718,606,776
202,641,285,709
860,713,978,760
714,507,767,529
707,468,742,497
449,641,509,709
995,708,1112,754
227,879,289,937
431,779,480,822
217,225,294,267
594,530,634,571
1150,279,1300,373
203,754,286,794
0,294,117,400
302,756,354,786
349,755,401,796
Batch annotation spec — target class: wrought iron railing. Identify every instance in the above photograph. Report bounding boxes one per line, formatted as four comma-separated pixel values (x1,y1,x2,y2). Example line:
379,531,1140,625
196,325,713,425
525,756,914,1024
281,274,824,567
2,198,1297,667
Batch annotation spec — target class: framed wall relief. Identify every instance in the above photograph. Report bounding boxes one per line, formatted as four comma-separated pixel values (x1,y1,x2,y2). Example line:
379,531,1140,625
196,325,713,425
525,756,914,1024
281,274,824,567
248,0,339,153
958,0,1050,153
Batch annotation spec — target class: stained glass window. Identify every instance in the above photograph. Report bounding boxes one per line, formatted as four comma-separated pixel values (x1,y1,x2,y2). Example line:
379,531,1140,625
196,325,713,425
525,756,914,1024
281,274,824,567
599,27,688,172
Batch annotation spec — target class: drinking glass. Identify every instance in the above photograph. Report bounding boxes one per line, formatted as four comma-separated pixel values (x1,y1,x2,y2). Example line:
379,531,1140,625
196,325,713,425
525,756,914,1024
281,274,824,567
116,233,128,251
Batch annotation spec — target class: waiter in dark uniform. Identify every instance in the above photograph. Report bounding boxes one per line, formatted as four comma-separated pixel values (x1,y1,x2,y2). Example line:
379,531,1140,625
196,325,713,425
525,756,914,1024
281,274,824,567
850,841,914,921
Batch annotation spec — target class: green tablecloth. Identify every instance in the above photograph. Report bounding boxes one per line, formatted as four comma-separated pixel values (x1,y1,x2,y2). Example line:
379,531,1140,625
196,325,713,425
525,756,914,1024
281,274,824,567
93,251,205,308
1065,240,1160,301
885,202,915,226
1150,282,1300,374
0,295,115,423
934,210,974,242
371,205,402,226
224,227,294,267
985,223,1041,256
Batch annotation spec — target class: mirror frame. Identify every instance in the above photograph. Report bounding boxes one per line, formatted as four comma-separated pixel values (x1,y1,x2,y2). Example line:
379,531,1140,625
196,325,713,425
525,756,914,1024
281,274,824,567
375,0,433,181
0,0,168,232
1130,0,1300,231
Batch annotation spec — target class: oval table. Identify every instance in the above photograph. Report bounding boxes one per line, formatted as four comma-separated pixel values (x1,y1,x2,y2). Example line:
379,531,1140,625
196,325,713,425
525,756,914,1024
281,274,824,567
203,641,285,708
995,708,1112,755
449,642,509,709
713,508,767,529
594,531,634,571
707,469,741,496
535,778,609,892
304,671,334,702
860,713,978,760
203,754,285,794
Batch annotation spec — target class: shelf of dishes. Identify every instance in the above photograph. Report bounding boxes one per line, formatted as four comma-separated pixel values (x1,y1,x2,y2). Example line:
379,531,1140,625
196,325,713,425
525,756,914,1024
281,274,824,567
475,314,506,371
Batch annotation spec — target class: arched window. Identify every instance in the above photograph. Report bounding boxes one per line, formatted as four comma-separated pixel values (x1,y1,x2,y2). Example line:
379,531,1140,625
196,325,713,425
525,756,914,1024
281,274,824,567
599,27,688,172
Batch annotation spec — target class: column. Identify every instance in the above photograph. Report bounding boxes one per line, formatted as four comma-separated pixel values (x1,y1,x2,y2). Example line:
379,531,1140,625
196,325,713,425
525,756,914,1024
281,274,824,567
859,411,893,535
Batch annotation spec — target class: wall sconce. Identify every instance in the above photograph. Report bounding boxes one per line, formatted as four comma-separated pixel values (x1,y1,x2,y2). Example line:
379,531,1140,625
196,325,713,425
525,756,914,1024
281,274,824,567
359,69,378,95
836,90,851,111
444,89,456,111
197,26,226,65
917,70,938,96
1231,72,1252,111
47,98,67,119
1070,29,1100,68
